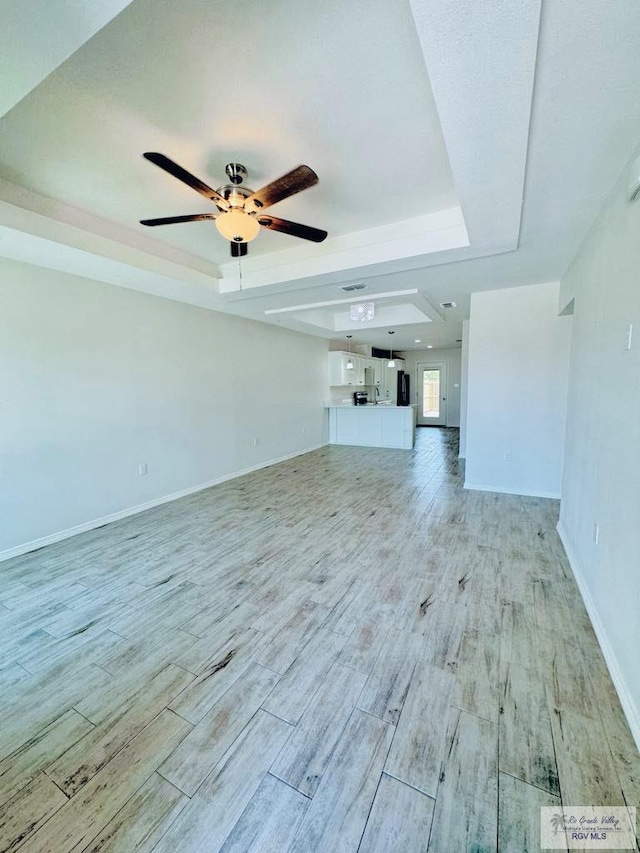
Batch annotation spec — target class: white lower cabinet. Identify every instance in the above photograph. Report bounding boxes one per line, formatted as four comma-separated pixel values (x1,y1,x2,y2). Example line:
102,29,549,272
381,408,407,446
356,408,383,444
334,407,359,443
328,406,415,450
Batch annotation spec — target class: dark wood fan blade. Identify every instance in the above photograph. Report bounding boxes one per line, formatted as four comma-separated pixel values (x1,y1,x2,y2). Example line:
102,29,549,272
257,215,328,243
245,165,318,213
143,153,229,209
140,214,218,226
230,242,248,257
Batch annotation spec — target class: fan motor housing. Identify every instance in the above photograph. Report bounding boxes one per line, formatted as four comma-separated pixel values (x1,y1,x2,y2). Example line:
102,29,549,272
225,163,248,185
215,184,254,212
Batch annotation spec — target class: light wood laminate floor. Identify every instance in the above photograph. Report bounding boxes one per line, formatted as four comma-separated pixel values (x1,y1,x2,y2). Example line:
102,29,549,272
1,428,638,852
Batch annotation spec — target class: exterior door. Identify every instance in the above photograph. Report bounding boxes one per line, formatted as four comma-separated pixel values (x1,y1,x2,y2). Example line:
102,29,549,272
416,362,447,426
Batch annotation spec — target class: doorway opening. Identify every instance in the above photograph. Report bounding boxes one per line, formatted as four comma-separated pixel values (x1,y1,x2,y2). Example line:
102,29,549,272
416,361,447,426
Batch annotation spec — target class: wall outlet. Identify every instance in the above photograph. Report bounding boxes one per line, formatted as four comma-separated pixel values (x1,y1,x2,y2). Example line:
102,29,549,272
138,462,148,476
504,450,511,462
253,437,259,447
593,523,600,545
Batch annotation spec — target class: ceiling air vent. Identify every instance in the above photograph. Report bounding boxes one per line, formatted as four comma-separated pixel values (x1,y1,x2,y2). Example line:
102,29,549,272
341,283,367,292
440,301,457,309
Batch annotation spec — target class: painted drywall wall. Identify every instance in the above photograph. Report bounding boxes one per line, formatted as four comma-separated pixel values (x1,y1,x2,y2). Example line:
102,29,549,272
465,281,571,497
459,319,469,458
0,257,328,556
557,153,640,748
400,347,462,427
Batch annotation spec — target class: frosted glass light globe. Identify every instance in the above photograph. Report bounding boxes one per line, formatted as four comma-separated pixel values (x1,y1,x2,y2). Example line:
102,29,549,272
215,210,260,243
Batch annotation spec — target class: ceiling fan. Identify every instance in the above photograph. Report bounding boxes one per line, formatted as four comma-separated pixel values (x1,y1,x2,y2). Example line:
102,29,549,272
140,153,328,257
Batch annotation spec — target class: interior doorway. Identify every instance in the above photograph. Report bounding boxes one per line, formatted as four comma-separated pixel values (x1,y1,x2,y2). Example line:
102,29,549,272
416,361,447,426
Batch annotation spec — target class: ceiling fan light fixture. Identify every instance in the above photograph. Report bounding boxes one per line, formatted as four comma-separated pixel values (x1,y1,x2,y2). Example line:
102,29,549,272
141,155,326,257
215,209,260,243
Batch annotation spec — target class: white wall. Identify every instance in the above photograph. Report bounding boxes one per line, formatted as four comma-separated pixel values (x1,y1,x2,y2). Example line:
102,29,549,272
465,281,571,497
0,258,328,557
459,319,469,458
557,153,640,748
400,347,462,427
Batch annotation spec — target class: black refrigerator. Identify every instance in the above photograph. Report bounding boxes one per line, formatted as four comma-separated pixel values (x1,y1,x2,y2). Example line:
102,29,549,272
397,370,410,406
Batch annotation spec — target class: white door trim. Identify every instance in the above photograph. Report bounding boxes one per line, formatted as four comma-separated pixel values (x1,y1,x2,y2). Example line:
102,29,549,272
415,361,448,426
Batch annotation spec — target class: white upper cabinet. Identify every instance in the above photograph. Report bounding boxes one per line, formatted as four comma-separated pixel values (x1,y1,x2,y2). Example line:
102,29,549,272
363,357,383,386
363,357,383,387
328,351,365,386
328,353,394,387
381,361,394,400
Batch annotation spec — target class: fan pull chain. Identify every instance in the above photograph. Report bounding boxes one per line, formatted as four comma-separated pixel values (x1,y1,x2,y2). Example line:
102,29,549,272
238,255,243,291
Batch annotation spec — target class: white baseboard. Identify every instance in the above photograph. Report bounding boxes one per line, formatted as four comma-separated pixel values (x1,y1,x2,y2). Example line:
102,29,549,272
557,521,640,753
463,481,561,499
0,443,328,564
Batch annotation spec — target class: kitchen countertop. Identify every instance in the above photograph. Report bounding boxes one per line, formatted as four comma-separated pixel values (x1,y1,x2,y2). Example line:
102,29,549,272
324,403,417,409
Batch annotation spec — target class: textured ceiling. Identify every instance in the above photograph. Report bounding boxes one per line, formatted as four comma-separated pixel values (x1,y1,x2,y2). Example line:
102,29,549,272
1,0,640,351
0,0,457,263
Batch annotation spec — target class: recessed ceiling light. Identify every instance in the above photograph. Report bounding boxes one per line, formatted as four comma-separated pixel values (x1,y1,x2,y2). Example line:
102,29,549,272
427,345,433,349
414,339,421,343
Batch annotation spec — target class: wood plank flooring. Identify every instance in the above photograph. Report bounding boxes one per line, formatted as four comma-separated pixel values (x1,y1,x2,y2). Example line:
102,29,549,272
0,428,638,852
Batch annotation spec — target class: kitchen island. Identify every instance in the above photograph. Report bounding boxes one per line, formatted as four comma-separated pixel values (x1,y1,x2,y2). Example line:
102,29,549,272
326,404,416,450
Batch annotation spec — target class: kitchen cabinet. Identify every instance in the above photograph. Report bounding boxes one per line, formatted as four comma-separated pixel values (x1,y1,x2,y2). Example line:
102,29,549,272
381,362,396,401
328,351,365,386
380,358,406,402
362,357,383,387
333,406,359,443
328,353,392,388
327,404,416,449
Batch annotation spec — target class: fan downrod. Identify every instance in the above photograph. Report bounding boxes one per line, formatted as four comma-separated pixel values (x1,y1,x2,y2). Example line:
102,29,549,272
225,163,248,185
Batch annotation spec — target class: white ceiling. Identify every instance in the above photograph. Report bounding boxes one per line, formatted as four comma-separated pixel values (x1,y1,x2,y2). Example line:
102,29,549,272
1,0,640,352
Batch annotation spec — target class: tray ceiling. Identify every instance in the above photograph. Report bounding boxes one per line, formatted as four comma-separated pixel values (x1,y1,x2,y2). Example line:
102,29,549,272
1,0,640,350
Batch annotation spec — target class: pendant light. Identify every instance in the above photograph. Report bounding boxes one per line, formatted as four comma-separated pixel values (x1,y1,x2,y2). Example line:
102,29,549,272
387,331,396,368
346,335,354,370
